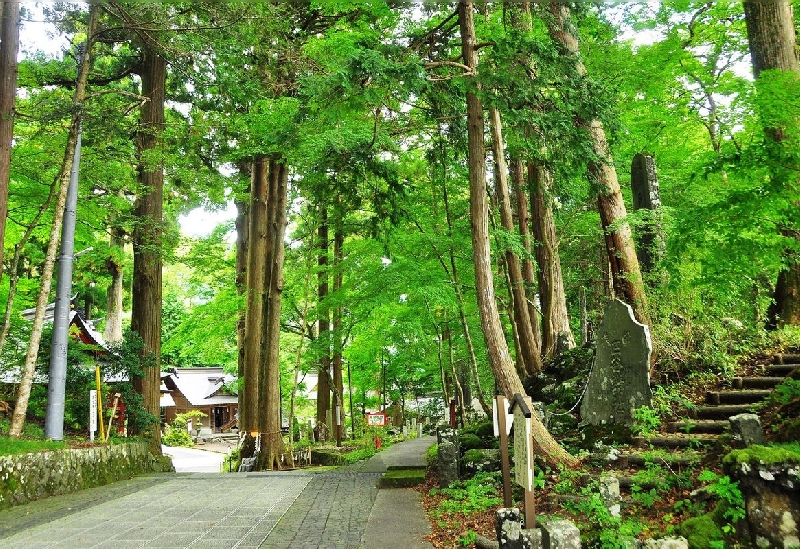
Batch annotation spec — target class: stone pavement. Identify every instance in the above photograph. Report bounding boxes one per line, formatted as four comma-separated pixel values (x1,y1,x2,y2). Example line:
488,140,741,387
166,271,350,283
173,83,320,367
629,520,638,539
0,436,436,549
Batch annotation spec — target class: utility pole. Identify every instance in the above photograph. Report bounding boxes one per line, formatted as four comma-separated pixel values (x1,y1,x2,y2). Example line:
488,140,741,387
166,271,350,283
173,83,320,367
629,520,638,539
44,45,85,441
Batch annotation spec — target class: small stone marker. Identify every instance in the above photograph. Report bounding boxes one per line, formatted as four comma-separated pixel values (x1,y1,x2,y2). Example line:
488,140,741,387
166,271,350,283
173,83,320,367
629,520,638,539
729,413,767,446
541,519,581,549
581,299,652,427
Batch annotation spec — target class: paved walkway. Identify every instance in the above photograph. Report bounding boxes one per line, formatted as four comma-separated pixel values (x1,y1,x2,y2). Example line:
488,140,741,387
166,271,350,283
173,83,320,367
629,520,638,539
0,436,436,549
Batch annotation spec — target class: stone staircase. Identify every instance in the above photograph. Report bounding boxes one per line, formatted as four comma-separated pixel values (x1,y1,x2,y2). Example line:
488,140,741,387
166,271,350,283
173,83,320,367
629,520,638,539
605,352,799,491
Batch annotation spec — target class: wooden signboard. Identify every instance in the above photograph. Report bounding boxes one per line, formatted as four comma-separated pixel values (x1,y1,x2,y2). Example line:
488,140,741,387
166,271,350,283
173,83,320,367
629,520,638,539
366,412,386,427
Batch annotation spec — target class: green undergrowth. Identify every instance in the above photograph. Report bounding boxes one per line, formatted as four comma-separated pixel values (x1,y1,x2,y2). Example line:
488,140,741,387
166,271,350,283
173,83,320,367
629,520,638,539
0,435,67,455
724,443,800,467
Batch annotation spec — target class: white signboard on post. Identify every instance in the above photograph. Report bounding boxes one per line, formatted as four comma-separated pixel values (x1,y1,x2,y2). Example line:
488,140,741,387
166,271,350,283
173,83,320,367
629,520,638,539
509,394,534,492
89,389,97,442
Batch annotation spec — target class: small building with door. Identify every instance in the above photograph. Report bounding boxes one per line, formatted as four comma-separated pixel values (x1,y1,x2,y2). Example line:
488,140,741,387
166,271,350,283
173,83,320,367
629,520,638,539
161,367,238,434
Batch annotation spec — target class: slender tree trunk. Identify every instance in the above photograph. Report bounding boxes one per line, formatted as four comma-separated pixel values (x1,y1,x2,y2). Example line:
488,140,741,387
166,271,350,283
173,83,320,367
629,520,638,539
743,0,800,328
458,1,576,467
104,229,125,343
545,2,649,326
288,245,314,453
511,158,542,352
332,221,344,446
490,107,542,375
436,165,491,416
130,44,166,452
10,8,97,437
529,162,575,357
0,0,20,284
316,208,331,440
241,156,268,437
258,157,289,470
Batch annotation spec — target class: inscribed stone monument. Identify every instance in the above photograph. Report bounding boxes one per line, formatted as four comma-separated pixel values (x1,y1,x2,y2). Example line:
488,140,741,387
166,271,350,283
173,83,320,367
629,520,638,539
580,299,652,426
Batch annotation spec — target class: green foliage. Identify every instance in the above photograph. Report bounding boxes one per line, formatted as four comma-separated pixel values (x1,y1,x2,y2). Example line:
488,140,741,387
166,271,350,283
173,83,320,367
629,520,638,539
697,469,746,530
163,410,207,447
0,435,66,455
724,443,800,467
458,433,482,451
429,472,502,517
425,443,438,467
632,405,661,439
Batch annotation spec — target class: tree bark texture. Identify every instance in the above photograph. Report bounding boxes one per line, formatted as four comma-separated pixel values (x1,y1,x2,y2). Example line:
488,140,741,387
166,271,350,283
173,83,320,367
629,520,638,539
257,158,289,470
0,0,20,284
459,1,577,468
545,2,650,326
131,44,166,452
490,107,543,376
10,7,97,437
103,229,125,343
743,0,800,328
529,162,575,357
234,171,250,422
241,157,267,435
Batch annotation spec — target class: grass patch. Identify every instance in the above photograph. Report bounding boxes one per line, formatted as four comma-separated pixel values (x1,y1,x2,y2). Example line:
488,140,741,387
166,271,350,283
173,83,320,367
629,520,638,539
0,436,67,456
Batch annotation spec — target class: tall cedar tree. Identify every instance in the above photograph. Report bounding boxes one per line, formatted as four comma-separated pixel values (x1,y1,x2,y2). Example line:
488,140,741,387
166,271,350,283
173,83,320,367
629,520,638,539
459,2,576,467
743,0,800,328
0,0,20,284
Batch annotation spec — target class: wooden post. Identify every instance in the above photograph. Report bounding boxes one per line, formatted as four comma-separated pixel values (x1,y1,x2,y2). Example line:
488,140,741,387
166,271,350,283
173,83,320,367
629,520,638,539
496,395,513,508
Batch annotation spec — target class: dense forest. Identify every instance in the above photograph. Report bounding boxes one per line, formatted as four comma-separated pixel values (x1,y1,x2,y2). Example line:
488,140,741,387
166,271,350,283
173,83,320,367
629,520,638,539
0,1,798,469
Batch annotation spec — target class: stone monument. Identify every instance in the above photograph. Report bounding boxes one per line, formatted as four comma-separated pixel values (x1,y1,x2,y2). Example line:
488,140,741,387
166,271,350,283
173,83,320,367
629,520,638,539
580,299,652,427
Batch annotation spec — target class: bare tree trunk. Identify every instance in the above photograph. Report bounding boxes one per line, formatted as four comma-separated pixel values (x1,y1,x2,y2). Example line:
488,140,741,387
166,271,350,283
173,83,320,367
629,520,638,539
459,1,576,467
489,107,542,375
130,44,166,453
529,162,575,357
545,2,649,326
0,0,20,284
241,156,268,437
10,8,97,437
104,229,125,343
743,0,800,328
258,157,289,470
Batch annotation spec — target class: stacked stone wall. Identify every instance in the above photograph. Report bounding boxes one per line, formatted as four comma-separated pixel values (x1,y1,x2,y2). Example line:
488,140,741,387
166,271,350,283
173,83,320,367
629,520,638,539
0,442,159,510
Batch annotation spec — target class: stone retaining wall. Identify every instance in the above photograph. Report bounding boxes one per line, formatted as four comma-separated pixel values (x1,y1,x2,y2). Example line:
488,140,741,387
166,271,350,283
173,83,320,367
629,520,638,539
0,442,163,510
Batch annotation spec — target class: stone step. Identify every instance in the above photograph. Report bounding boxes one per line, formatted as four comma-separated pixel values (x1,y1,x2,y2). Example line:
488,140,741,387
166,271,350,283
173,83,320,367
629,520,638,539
773,353,800,364
732,376,784,389
763,363,797,376
666,419,729,434
632,434,718,449
613,452,702,469
706,389,772,405
692,404,755,420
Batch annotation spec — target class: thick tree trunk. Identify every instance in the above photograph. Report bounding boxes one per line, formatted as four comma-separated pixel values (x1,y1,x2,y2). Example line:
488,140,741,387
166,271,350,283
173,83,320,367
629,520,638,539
130,44,166,453
490,107,543,376
241,157,267,436
257,158,289,470
0,0,19,283
545,2,650,326
104,229,125,343
9,9,97,437
529,162,575,357
459,1,576,468
743,0,800,328
316,209,331,440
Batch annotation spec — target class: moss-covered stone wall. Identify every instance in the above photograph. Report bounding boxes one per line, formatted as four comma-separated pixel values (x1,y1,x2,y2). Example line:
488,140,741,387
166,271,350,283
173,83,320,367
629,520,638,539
0,442,164,510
